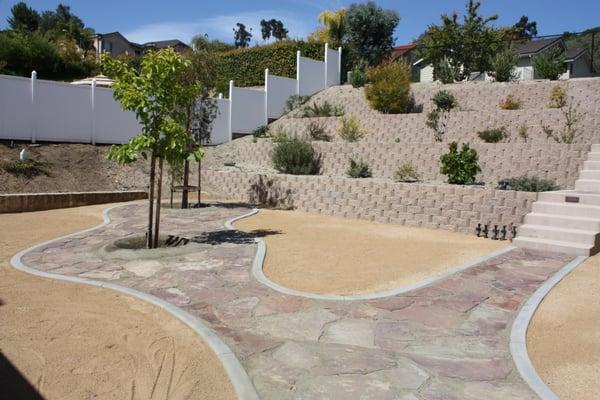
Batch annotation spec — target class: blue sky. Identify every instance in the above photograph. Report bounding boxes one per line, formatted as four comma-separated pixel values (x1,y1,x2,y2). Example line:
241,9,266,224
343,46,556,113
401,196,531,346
1,0,599,45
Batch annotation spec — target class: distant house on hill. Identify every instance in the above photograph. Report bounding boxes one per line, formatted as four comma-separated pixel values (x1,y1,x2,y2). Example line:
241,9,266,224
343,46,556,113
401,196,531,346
412,37,594,82
92,32,191,58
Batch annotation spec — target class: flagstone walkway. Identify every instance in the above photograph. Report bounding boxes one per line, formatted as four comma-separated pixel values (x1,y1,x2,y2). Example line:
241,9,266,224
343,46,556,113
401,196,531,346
19,203,572,399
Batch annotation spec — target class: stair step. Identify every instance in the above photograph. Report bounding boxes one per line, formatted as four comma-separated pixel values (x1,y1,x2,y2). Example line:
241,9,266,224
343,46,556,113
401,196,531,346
575,179,600,193
583,160,600,170
532,201,600,218
538,191,600,206
518,224,598,246
587,152,600,161
512,236,592,256
580,170,600,180
592,144,600,152
524,213,600,231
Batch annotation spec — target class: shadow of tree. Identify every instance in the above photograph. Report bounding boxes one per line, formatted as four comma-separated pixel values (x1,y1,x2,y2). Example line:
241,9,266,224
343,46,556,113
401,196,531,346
0,353,45,399
191,229,281,245
248,174,295,209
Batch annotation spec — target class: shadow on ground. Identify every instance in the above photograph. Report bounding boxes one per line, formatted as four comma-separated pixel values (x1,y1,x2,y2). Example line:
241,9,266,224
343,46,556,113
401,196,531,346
0,353,45,400
191,229,281,245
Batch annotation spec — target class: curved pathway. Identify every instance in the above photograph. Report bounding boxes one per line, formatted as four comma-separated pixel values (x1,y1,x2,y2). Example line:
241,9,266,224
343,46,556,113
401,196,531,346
17,203,573,399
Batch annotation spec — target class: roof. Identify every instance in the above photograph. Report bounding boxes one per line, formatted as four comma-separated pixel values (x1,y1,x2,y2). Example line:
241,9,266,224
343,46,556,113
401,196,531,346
516,37,563,56
392,43,417,56
143,39,190,49
564,47,589,62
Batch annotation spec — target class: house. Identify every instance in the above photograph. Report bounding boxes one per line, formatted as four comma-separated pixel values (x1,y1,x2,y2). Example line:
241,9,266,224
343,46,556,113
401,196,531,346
415,37,594,82
392,43,417,64
92,32,191,58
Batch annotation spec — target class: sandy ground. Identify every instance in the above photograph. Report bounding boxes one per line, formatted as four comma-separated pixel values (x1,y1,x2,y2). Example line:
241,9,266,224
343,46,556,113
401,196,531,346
0,203,235,400
528,254,600,400
234,209,508,295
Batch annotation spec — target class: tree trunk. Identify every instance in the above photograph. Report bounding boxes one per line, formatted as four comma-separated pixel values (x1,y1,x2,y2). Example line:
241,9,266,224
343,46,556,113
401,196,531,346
147,154,156,249
197,158,202,205
181,159,189,209
153,157,164,249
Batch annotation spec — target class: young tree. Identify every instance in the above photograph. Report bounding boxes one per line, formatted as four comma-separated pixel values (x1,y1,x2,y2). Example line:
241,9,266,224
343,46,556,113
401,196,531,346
345,2,399,65
102,49,202,248
7,1,40,33
233,22,252,48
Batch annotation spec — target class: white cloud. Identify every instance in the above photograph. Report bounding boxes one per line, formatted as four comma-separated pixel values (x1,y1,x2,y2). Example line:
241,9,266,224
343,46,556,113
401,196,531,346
123,9,315,45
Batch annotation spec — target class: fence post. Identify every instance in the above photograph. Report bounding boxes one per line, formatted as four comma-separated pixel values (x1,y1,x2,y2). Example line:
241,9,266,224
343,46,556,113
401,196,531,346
90,78,97,145
338,47,342,85
264,68,269,125
296,50,301,95
324,42,329,88
228,80,234,142
30,70,37,143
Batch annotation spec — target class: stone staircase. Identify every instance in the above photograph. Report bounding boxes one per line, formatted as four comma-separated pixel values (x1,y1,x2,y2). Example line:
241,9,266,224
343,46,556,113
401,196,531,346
514,144,600,256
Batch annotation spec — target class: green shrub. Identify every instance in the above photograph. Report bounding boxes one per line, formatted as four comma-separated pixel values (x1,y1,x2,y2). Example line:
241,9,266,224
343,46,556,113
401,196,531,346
489,48,519,82
269,129,289,143
498,176,560,192
433,57,460,84
2,159,49,178
393,162,420,182
306,121,330,141
338,116,366,142
364,61,413,114
426,90,458,142
284,94,311,113
300,101,344,117
347,158,372,178
533,47,567,80
548,85,567,108
431,90,458,111
272,138,319,175
350,59,368,88
498,95,521,110
477,127,507,143
252,125,269,138
440,142,481,184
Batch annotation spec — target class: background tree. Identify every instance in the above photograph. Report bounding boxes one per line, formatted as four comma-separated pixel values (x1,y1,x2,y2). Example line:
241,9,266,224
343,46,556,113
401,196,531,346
233,23,252,48
533,47,567,80
102,49,202,248
345,2,399,65
513,16,538,40
38,4,95,53
308,9,346,47
488,47,519,81
260,19,272,41
191,33,235,53
260,19,288,41
7,1,40,33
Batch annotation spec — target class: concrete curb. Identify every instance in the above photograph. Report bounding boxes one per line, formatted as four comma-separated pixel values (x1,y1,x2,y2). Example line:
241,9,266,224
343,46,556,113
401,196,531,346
10,204,260,400
226,208,517,301
510,255,587,400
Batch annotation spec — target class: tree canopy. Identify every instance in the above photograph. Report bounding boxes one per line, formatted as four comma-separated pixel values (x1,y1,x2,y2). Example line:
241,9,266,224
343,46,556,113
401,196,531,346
233,23,253,48
260,19,288,41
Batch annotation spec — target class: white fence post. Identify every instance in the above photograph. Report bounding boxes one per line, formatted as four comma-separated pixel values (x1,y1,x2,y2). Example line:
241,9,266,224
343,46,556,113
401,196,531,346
338,47,342,85
90,78,97,145
30,70,37,143
324,43,329,88
296,50,301,95
228,80,234,141
264,68,269,125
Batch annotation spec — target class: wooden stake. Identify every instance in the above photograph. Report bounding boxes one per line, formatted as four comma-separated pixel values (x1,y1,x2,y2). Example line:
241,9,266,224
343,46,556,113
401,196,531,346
153,157,164,249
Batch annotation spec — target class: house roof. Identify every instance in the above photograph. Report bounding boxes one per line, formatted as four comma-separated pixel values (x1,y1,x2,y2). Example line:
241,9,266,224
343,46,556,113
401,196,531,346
516,37,563,56
392,43,417,56
143,39,190,50
564,47,588,62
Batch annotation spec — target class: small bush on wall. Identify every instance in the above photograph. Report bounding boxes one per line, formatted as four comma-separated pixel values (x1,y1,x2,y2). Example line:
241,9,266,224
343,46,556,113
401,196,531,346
364,61,413,114
306,121,331,141
426,90,458,142
440,142,481,184
300,101,344,117
347,158,372,178
478,127,507,143
350,59,368,88
252,125,269,138
338,116,366,142
498,95,521,110
284,94,311,114
548,85,567,108
497,176,559,192
272,138,319,175
393,162,420,182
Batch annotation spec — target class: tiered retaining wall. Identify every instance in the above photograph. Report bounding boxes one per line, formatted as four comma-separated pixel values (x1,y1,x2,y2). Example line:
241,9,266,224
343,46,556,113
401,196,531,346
201,170,537,234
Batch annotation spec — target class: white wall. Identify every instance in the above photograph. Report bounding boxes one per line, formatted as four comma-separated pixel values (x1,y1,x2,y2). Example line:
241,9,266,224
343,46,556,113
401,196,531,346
210,98,231,144
230,86,267,134
325,45,341,88
266,73,297,119
0,75,33,141
298,56,326,96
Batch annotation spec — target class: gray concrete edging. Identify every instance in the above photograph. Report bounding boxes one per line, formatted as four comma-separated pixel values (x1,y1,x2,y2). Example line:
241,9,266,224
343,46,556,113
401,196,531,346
510,255,587,400
226,208,517,301
10,204,259,400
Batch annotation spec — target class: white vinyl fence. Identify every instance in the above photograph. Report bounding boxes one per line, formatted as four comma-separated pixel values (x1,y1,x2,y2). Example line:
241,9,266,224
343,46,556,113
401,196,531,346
0,44,341,145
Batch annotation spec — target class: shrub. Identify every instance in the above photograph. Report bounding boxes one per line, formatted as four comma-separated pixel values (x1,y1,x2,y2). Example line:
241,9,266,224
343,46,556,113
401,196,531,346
434,57,460,84
364,61,413,114
478,127,507,143
498,176,560,192
350,59,368,88
347,158,372,178
284,94,311,114
252,125,269,138
532,47,567,80
542,98,582,144
306,121,330,141
393,162,420,182
272,138,319,175
518,124,529,142
548,85,567,108
440,142,481,184
426,90,457,142
2,159,49,178
338,116,366,142
300,101,344,117
498,95,521,110
488,48,519,82
269,129,289,143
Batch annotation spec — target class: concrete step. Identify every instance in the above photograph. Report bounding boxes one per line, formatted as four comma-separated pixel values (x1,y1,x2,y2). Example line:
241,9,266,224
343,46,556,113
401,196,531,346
592,144,600,152
524,213,600,231
518,224,598,246
580,170,600,180
583,160,600,170
538,191,600,206
575,179,600,192
532,201,600,218
587,152,600,161
512,236,592,256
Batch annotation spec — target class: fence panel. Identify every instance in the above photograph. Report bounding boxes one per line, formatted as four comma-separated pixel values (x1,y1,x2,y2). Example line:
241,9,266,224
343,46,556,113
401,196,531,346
0,75,32,141
266,74,297,119
231,86,266,134
209,98,231,144
298,56,326,96
95,87,141,144
326,47,341,87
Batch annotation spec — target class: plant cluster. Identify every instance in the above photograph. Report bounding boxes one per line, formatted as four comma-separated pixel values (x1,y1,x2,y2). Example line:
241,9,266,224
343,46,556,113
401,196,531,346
498,176,559,192
364,61,415,114
306,121,331,141
252,125,269,139
300,101,344,118
349,59,368,88
284,94,311,114
426,90,458,142
269,129,289,143
271,138,319,175
478,127,507,143
347,158,372,178
440,142,481,184
393,162,420,182
488,48,519,82
498,94,521,110
338,116,366,142
2,158,49,178
518,124,529,142
548,85,568,108
542,96,583,144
